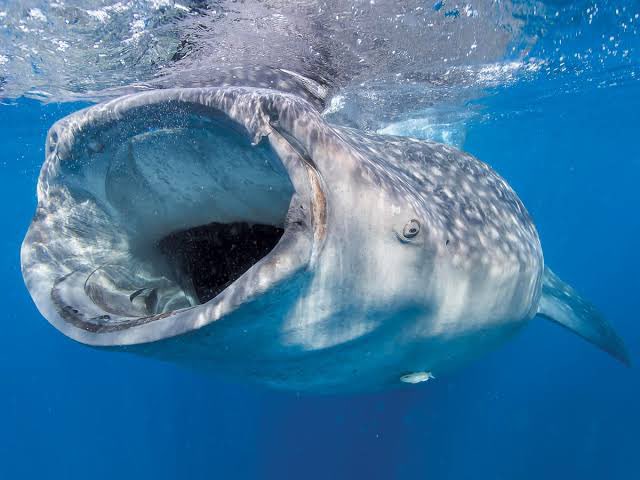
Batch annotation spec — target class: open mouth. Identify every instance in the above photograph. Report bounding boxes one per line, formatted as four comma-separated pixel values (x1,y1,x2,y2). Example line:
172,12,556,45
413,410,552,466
22,89,325,344
91,113,297,316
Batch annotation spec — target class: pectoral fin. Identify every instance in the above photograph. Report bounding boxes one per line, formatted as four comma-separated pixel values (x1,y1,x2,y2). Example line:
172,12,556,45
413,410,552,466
538,267,631,366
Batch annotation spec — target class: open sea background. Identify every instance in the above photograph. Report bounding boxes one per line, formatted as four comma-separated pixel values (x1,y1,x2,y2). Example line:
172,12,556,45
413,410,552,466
1,1,638,478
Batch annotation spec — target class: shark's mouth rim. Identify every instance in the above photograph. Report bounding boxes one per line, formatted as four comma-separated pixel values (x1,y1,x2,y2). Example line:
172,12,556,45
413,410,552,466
22,87,328,346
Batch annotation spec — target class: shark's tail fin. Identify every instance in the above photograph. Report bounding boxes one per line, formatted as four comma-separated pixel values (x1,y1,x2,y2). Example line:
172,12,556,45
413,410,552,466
538,267,631,366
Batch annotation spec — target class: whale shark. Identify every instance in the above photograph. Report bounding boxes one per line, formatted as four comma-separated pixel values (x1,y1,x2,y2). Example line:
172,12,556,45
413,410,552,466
21,68,630,392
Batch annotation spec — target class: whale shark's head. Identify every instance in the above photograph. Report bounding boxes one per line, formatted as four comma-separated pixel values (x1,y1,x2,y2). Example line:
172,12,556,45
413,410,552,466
22,86,541,390
22,88,329,344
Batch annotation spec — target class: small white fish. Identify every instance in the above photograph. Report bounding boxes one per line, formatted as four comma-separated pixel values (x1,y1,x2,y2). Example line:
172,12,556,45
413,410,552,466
400,371,436,384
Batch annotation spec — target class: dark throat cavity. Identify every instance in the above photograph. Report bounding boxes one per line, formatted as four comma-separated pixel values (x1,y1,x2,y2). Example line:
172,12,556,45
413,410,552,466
158,222,284,304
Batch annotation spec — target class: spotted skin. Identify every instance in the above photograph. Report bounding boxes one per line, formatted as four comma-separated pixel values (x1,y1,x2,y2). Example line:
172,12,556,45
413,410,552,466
337,128,540,269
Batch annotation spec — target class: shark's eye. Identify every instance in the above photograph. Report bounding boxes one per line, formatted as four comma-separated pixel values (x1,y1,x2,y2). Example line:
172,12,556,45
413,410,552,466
402,219,421,238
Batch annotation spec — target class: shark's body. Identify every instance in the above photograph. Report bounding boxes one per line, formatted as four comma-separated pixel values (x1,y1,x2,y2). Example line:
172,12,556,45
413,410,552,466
21,73,629,392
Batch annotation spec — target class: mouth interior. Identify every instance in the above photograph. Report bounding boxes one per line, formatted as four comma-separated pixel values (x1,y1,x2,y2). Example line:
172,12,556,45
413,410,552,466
158,222,285,304
67,106,296,317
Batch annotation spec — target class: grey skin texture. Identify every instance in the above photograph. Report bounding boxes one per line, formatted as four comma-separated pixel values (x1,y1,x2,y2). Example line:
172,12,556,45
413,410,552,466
21,76,629,393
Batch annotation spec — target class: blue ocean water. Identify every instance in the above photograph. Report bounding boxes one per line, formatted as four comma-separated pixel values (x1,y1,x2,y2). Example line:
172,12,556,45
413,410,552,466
1,2,639,479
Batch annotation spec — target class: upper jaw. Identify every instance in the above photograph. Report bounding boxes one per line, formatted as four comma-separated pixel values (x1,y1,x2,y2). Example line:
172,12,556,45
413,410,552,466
22,87,328,346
